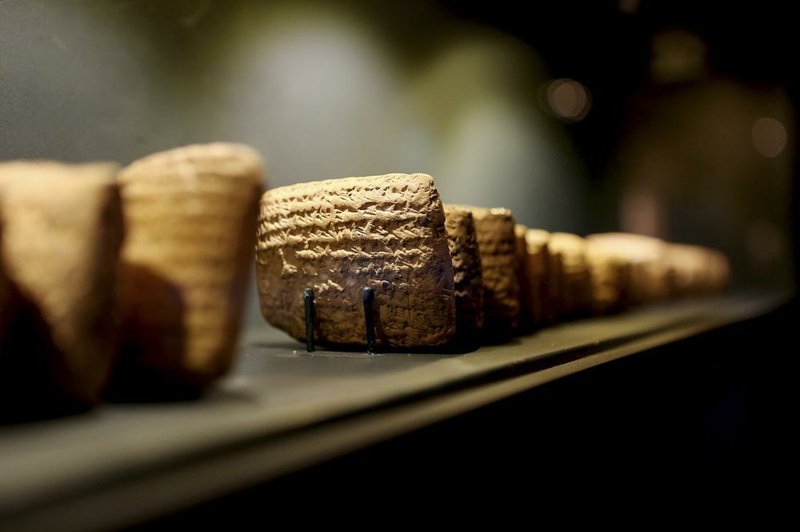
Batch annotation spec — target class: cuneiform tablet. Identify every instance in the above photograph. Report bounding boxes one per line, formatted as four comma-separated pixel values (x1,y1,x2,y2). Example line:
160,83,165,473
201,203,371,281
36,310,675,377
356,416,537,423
667,243,730,297
0,162,124,410
449,205,519,338
586,233,669,305
444,206,484,343
257,173,456,348
547,232,591,319
114,143,264,396
703,248,730,294
514,225,531,329
517,226,551,326
585,236,631,314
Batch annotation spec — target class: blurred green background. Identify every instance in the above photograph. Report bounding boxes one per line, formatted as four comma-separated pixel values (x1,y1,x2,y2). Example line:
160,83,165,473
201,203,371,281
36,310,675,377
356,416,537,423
1,0,794,323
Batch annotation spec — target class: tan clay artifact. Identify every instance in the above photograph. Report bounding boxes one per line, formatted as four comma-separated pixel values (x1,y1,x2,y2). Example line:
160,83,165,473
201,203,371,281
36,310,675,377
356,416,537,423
0,162,124,412
257,173,455,348
586,233,669,305
449,205,519,339
113,143,264,396
667,243,730,296
516,226,551,326
444,206,484,343
548,232,591,319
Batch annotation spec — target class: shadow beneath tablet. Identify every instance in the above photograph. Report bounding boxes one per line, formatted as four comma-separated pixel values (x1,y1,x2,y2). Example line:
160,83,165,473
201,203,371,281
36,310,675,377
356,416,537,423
106,263,196,402
0,284,91,424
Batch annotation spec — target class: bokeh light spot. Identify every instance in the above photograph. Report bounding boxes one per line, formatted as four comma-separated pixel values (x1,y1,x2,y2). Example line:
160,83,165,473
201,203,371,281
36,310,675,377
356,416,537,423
545,78,591,122
752,117,787,159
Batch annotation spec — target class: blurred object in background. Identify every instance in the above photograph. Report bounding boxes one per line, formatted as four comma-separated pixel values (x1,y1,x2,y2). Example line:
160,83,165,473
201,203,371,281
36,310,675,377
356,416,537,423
0,0,588,233
615,79,792,290
650,29,708,84
0,0,796,315
613,19,794,290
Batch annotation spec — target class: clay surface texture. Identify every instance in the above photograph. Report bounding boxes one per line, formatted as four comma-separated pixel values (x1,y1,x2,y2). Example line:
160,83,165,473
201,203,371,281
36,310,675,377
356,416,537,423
450,205,519,337
257,173,455,348
518,226,551,325
0,162,124,406
116,143,264,393
444,206,484,342
586,233,669,305
548,232,591,318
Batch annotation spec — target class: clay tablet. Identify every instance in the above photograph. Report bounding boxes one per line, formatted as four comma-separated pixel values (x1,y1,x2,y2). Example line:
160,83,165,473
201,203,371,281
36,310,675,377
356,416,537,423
586,233,669,305
444,206,484,343
702,248,730,294
548,232,591,319
517,226,551,326
114,143,264,395
257,173,455,348
585,237,631,314
449,205,519,338
667,243,730,296
0,162,124,409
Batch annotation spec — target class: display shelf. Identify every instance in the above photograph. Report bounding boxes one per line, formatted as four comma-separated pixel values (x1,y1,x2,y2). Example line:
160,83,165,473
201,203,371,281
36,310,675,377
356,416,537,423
0,294,781,531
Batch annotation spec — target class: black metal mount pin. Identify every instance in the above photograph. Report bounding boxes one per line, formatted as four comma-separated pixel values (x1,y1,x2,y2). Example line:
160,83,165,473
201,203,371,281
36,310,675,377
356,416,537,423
362,286,376,354
304,287,316,352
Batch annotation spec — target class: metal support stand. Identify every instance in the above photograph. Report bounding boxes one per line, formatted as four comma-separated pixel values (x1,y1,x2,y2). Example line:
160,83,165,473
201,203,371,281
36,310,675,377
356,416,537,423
362,286,376,354
304,288,315,352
